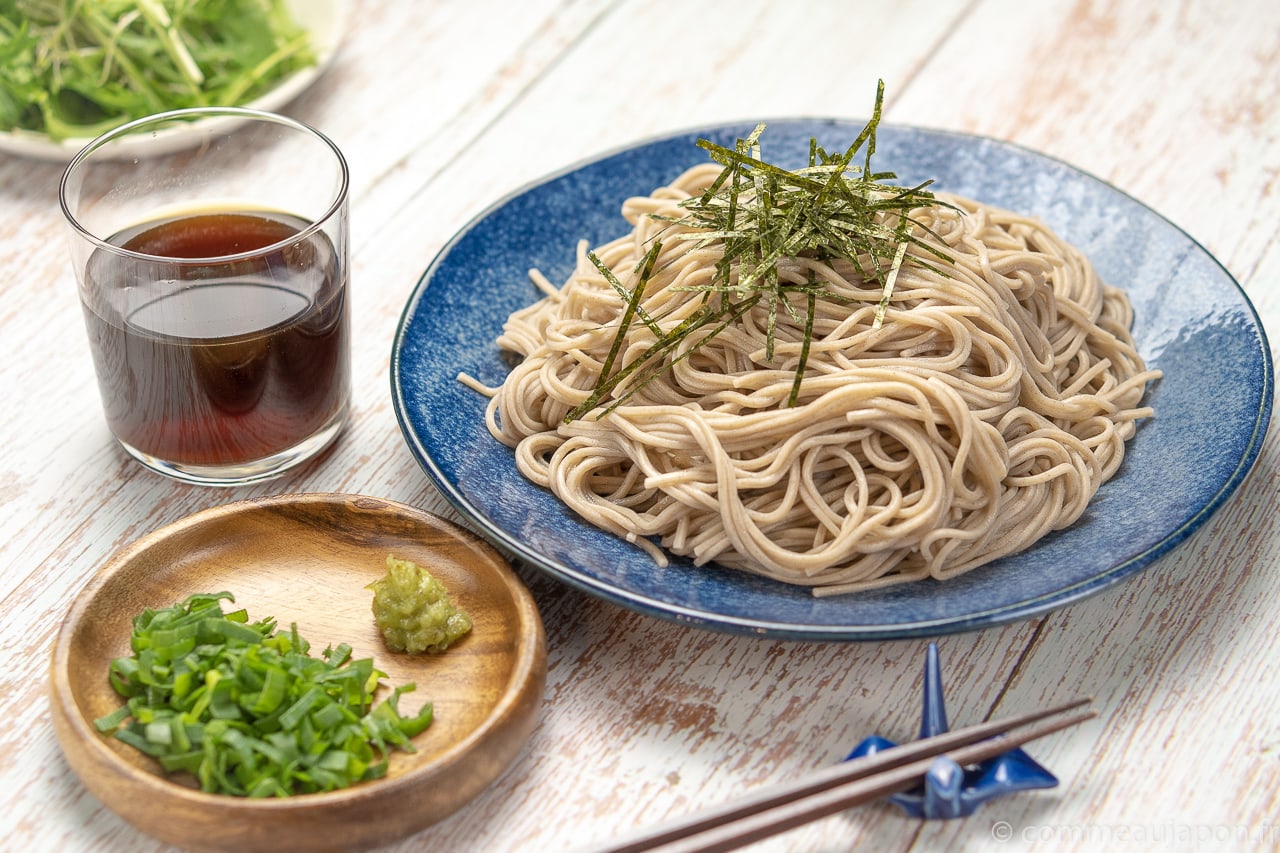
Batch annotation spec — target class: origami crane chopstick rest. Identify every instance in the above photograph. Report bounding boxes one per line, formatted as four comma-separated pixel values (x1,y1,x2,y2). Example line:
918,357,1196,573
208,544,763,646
846,643,1059,819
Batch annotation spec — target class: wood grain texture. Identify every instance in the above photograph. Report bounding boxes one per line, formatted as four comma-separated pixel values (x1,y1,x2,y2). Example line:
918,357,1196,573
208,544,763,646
2,0,1279,850
47,494,546,852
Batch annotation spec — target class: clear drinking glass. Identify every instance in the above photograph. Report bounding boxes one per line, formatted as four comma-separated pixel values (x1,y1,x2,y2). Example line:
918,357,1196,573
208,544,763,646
60,108,351,486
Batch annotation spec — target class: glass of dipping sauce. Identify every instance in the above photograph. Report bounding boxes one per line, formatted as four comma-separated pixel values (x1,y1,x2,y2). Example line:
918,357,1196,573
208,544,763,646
60,108,350,486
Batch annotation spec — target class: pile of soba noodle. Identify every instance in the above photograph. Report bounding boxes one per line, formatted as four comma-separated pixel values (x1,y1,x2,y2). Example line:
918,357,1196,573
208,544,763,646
468,163,1158,595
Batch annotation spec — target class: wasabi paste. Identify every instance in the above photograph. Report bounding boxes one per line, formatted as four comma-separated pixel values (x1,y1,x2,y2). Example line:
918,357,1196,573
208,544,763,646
368,556,472,654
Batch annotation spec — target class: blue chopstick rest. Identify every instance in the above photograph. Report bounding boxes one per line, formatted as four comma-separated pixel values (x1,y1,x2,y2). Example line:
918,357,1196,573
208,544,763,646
846,643,1059,819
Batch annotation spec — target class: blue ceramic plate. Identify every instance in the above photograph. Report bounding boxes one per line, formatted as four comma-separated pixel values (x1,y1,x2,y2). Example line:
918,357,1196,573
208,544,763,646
391,120,1272,640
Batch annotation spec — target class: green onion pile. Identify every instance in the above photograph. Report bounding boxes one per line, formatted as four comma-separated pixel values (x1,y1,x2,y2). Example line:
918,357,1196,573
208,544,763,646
93,591,434,798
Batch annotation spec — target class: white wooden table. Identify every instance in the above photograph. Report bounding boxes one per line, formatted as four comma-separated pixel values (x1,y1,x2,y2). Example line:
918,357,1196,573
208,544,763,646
3,1,1278,850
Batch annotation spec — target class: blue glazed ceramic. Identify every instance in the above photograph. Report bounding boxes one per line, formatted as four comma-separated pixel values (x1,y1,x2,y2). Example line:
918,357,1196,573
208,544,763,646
390,120,1273,640
847,644,1059,818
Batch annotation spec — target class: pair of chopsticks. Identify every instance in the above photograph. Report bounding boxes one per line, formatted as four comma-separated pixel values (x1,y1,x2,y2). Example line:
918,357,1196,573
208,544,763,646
594,697,1095,853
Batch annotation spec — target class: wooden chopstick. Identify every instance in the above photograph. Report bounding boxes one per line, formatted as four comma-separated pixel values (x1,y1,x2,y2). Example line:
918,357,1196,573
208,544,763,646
597,697,1095,853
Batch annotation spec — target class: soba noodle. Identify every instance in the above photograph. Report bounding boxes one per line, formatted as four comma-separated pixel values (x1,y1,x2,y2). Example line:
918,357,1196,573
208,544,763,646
467,163,1159,595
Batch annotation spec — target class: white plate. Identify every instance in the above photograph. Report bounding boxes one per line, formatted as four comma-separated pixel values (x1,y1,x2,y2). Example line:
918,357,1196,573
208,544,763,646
0,0,346,162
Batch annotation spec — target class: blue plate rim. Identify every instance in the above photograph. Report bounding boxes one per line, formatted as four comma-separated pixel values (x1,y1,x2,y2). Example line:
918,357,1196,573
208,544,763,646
390,118,1273,641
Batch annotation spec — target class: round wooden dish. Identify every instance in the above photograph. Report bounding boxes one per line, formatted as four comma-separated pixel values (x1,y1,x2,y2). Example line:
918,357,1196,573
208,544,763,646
48,493,546,852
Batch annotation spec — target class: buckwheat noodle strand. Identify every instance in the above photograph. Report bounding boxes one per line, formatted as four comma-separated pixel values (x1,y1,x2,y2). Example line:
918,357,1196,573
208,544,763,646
465,165,1158,595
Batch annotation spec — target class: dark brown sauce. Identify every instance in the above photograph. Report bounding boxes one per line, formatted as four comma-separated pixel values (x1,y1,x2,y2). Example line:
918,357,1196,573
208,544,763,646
81,211,349,466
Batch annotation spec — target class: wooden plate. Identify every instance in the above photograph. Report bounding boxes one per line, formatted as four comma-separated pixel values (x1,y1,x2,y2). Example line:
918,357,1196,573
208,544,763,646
48,494,546,852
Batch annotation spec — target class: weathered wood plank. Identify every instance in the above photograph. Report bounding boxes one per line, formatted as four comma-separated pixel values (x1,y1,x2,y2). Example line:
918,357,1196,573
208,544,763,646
2,0,1278,850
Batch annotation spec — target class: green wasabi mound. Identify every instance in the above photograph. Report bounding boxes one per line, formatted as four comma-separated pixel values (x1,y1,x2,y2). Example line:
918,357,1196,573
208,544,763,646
368,556,472,654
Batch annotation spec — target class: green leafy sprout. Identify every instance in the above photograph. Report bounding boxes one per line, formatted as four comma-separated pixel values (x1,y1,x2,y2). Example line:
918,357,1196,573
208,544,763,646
0,0,316,140
565,80,957,422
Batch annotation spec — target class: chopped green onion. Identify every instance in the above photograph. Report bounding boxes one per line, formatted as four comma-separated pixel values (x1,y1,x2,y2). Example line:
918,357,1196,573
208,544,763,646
94,592,436,797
